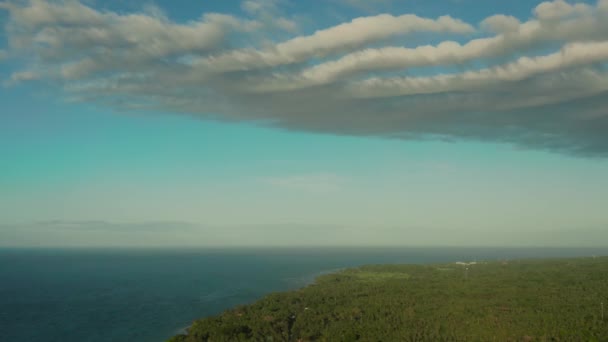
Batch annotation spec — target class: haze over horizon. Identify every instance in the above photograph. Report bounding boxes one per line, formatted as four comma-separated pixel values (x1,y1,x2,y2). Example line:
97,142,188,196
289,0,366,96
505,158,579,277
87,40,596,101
1,0,608,247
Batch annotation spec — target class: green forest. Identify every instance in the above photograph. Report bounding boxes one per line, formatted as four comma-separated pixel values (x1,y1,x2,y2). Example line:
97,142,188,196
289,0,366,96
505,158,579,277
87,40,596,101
169,257,608,341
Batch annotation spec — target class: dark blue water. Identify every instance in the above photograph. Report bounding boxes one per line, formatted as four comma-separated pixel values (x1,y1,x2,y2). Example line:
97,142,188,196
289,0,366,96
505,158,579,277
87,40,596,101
1,247,606,342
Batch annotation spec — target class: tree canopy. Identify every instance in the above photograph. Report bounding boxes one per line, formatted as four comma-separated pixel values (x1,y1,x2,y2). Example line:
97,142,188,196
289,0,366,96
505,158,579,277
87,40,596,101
169,257,608,341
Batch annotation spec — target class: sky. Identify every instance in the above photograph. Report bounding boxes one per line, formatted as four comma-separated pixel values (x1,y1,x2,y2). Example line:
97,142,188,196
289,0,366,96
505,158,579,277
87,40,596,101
1,0,608,247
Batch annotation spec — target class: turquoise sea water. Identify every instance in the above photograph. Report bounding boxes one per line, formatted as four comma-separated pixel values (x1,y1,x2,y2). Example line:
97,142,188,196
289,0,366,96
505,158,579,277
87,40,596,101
1,247,606,342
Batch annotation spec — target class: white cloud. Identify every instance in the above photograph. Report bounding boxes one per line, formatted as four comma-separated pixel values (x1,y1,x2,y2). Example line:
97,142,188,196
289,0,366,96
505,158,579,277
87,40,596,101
2,0,608,156
348,41,608,98
534,0,593,20
195,13,474,72
3,0,260,80
245,1,608,92
480,15,521,33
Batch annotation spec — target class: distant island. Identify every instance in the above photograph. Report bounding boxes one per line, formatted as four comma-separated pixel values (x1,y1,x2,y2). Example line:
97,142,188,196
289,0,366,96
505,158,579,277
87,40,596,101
169,257,608,341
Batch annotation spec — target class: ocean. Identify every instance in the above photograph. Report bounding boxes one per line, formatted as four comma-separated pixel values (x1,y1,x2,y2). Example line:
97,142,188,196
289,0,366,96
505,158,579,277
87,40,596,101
1,247,606,342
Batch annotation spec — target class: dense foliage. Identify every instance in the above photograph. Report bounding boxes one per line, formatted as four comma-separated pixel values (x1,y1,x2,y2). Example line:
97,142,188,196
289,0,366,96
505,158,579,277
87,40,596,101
169,257,608,341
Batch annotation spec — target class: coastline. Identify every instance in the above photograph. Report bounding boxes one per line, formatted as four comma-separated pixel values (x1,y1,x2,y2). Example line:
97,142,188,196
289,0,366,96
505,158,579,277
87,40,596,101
171,267,345,338
171,255,608,341
4,247,607,342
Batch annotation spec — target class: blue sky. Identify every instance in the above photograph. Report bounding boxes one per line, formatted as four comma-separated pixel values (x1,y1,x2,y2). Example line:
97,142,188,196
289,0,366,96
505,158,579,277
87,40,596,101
1,0,608,247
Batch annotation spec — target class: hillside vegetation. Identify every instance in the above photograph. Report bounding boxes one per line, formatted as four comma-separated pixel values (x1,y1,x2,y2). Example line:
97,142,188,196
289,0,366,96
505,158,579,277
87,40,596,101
169,257,608,341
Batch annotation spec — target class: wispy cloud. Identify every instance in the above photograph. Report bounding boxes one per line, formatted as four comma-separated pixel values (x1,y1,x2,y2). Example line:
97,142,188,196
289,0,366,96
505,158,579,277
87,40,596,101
0,220,206,247
9,220,201,233
3,221,607,247
333,0,395,13
241,0,298,32
1,0,608,155
262,173,345,193
3,70,39,86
